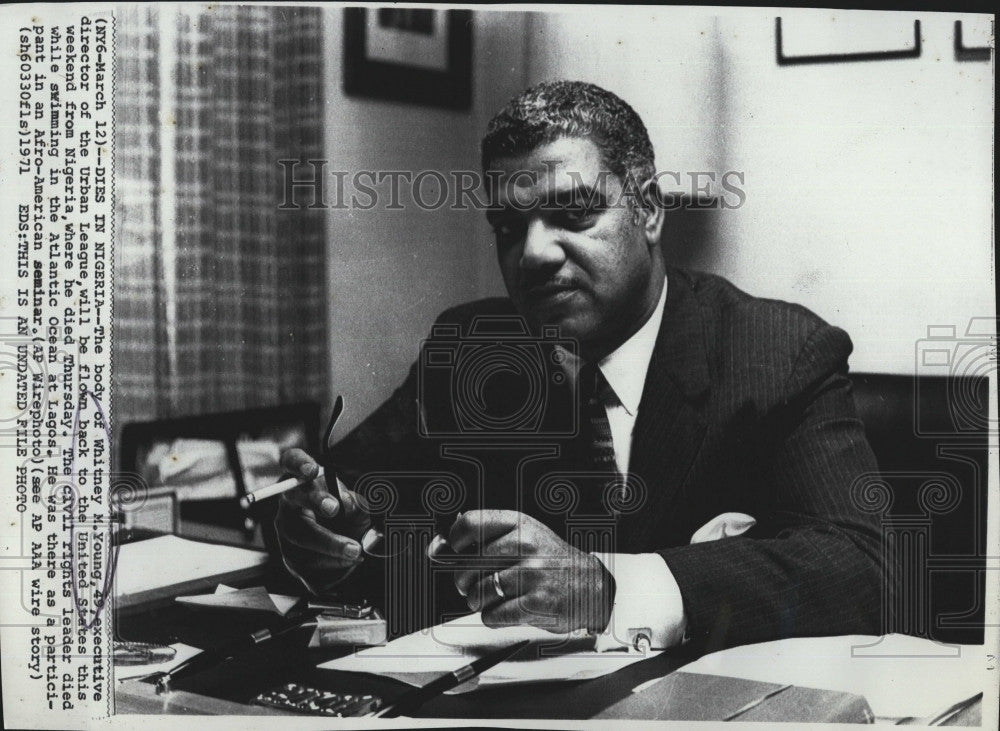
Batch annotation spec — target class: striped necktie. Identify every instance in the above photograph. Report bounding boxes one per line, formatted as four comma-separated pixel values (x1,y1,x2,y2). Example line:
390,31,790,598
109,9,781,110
579,363,617,472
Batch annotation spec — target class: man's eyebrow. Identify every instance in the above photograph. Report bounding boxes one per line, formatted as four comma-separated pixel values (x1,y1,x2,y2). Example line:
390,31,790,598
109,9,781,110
545,182,608,208
485,180,608,220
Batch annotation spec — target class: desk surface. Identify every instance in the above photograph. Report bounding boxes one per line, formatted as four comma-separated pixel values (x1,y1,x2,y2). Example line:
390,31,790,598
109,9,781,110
115,600,699,719
114,600,987,723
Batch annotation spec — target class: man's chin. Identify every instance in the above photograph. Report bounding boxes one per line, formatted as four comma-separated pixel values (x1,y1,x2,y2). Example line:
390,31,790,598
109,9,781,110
519,302,595,345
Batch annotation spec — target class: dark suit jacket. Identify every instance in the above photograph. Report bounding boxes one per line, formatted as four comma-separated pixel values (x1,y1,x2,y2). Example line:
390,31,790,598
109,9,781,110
329,267,884,649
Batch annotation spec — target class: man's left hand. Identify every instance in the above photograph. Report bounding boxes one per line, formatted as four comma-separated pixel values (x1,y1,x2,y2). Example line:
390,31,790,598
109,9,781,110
449,510,615,634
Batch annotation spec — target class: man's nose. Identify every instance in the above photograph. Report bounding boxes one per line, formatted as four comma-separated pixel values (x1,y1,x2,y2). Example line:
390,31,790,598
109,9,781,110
519,219,565,271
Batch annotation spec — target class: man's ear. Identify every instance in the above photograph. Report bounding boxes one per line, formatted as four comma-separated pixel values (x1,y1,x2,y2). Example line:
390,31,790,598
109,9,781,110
639,178,665,247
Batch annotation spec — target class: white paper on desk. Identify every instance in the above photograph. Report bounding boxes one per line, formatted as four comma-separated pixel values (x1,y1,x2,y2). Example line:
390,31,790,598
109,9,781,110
678,634,984,718
319,613,659,693
175,584,299,616
115,535,269,603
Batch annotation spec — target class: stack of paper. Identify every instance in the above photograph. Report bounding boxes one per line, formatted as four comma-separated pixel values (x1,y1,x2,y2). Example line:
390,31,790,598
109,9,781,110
114,535,269,610
319,613,658,692
176,584,299,615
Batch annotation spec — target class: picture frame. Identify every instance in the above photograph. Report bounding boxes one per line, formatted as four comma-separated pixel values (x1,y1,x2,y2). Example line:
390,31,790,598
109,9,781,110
343,7,473,109
776,17,922,65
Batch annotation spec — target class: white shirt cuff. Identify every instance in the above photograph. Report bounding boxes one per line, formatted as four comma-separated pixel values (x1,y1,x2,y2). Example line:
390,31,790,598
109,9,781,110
591,552,687,651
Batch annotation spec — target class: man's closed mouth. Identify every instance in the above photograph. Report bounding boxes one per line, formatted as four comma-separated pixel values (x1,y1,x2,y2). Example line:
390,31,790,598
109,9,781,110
525,283,580,303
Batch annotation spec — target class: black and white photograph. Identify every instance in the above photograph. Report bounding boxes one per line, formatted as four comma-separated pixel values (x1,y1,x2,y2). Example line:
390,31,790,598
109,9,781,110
0,2,995,727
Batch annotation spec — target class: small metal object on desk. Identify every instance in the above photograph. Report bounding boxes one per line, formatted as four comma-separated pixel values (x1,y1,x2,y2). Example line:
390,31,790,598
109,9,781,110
306,599,372,618
113,641,177,666
252,682,382,716
627,628,653,654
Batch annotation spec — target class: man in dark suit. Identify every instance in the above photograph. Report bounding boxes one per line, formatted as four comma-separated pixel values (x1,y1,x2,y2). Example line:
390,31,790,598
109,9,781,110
276,80,883,651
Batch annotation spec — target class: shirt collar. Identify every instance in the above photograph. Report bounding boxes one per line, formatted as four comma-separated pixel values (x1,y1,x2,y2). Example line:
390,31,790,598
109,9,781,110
596,276,668,416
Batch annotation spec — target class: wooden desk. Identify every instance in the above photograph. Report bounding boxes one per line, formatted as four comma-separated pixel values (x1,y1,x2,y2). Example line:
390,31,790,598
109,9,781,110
114,600,985,722
113,599,697,718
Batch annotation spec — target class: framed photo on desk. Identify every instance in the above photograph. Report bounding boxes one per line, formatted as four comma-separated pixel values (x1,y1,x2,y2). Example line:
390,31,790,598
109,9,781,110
119,402,320,549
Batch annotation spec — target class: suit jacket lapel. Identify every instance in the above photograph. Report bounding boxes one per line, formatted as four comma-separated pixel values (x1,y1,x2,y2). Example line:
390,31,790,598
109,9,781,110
624,268,711,550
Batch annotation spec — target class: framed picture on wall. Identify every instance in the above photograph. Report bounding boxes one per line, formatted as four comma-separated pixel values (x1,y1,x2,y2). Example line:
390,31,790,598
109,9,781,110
344,8,472,110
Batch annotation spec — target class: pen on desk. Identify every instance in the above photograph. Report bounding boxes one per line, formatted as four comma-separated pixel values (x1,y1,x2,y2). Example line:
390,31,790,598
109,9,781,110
371,639,530,718
149,613,319,693
721,683,792,721
924,691,983,726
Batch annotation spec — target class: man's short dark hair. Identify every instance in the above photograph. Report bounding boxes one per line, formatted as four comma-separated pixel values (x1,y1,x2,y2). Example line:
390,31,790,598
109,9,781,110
481,80,655,184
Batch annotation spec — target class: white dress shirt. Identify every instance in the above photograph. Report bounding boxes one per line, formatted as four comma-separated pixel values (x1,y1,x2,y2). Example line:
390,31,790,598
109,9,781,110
565,276,689,650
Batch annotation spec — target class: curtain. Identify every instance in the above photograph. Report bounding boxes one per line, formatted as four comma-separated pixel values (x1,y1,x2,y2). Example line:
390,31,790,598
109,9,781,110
115,5,327,425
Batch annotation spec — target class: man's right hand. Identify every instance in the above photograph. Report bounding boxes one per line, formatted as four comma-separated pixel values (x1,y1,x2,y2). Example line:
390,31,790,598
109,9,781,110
274,448,371,595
